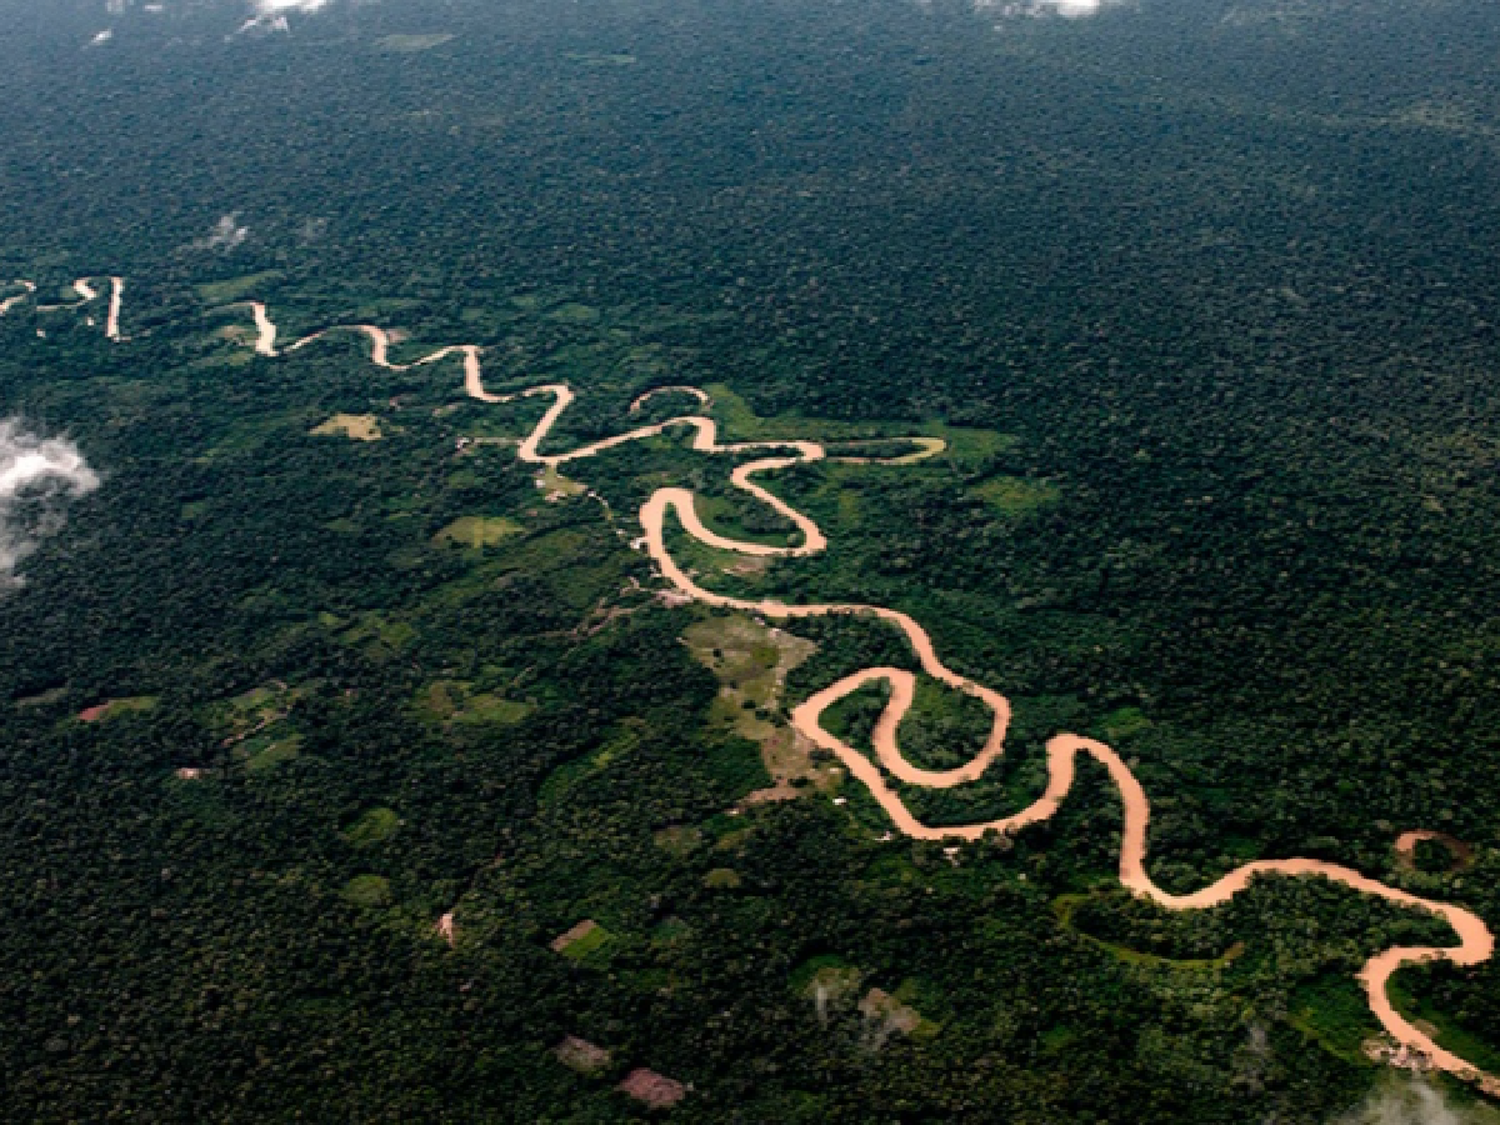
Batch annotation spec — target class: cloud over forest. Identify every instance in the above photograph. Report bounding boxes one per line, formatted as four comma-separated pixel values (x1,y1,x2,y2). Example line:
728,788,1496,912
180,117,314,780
0,420,100,589
1331,1076,1497,1125
973,0,1123,19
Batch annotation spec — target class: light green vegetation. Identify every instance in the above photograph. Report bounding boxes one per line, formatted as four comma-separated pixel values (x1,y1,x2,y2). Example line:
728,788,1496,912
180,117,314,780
14,687,67,708
310,414,383,442
540,465,587,498
432,515,524,548
1390,978,1500,1076
705,383,911,444
685,613,832,800
198,412,309,460
197,271,285,305
971,476,1061,517
552,920,610,962
343,807,400,848
1288,973,1382,1063
1053,894,1245,972
77,696,158,723
342,875,393,908
653,825,702,857
1100,705,1153,742
242,734,302,774
540,722,643,804
546,302,600,324
703,868,742,889
414,680,533,726
329,611,416,656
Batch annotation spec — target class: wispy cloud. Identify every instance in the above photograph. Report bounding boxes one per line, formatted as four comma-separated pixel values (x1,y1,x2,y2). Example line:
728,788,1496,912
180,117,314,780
0,420,100,589
190,214,251,252
253,0,333,11
233,0,334,36
1331,1076,1483,1125
974,0,1123,18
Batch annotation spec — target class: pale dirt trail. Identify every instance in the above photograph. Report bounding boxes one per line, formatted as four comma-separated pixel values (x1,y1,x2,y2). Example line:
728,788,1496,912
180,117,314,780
2,277,124,339
205,299,1496,1094
0,281,37,316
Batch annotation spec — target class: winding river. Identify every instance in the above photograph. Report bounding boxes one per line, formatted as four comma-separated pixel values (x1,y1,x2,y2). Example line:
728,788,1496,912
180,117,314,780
6,286,1496,1095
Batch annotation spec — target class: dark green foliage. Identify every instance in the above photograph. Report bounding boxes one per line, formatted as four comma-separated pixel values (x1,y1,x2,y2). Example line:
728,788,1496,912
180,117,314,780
0,0,1499,1120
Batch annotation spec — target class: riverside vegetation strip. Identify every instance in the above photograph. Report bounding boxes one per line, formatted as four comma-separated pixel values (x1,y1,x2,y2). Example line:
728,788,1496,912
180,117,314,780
5,279,1497,1097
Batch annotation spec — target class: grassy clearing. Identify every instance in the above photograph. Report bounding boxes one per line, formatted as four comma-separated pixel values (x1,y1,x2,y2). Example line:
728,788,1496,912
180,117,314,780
933,425,1018,465
432,515,523,548
684,613,836,801
243,734,302,773
971,476,1061,517
310,413,382,442
705,383,885,443
551,919,610,961
414,679,534,726
343,875,393,908
554,1036,612,1074
540,464,587,498
197,271,285,305
654,825,702,856
77,696,159,723
334,612,416,655
1099,705,1153,742
456,692,534,725
343,807,400,848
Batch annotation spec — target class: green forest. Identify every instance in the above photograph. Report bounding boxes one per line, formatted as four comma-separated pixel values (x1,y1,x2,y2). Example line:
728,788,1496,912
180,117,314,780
2,0,1500,1120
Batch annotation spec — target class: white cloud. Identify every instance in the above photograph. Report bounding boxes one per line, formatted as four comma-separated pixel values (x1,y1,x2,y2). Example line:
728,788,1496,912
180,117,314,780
191,214,251,252
0,420,100,589
253,0,332,10
975,0,1123,18
234,0,332,36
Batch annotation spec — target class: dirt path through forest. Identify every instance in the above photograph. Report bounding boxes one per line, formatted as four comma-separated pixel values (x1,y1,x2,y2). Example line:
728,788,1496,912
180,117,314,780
2,277,125,339
16,286,1493,1094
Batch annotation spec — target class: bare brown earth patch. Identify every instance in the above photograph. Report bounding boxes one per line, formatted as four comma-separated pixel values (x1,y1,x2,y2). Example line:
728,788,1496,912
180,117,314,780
617,1068,687,1109
77,697,158,723
550,919,602,956
859,987,923,1036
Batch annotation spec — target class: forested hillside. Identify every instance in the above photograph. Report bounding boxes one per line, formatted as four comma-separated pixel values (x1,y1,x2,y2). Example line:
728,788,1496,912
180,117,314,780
2,0,1500,1120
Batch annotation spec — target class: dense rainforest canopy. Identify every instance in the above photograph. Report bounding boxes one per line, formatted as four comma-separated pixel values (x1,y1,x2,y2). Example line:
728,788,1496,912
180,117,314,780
1,0,1500,1120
